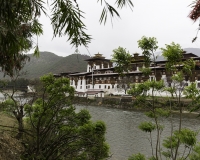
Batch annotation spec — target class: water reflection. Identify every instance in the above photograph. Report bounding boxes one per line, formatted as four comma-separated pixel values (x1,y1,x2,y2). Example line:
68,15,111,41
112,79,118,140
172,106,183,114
75,104,200,160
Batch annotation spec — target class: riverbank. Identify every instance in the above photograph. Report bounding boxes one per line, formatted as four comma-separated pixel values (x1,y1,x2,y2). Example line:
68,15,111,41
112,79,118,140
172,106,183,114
73,96,200,118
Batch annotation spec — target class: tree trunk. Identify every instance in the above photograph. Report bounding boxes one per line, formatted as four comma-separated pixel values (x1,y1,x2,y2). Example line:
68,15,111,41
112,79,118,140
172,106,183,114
13,106,24,139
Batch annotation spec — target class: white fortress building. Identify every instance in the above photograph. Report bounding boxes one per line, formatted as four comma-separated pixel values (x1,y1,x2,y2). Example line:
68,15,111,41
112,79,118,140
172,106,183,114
57,52,200,98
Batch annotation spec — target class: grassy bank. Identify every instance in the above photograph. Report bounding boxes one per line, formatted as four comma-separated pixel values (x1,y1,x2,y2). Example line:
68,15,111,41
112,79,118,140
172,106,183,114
0,112,23,160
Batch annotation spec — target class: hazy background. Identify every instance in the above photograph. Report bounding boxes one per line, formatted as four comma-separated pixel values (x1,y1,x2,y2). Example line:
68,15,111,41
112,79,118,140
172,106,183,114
28,0,200,58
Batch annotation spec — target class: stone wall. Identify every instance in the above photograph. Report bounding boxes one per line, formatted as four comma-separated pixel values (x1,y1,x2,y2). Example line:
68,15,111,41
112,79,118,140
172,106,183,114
73,96,136,109
72,97,199,118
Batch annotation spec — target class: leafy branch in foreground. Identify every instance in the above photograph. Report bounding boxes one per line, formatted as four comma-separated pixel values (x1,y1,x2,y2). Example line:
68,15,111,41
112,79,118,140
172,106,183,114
98,0,133,24
1,0,134,76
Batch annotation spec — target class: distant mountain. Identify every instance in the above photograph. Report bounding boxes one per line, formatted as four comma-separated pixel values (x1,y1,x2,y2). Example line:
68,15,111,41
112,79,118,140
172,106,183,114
156,48,200,61
183,48,200,57
22,52,63,79
0,52,91,79
23,52,90,79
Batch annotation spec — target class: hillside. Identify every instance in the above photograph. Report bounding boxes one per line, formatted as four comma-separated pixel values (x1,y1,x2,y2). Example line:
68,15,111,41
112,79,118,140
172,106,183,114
22,52,63,78
0,52,90,79
22,52,90,79
0,112,23,160
45,54,90,74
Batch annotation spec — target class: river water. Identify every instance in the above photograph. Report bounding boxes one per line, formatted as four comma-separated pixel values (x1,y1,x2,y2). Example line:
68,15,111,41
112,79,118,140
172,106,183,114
75,104,200,160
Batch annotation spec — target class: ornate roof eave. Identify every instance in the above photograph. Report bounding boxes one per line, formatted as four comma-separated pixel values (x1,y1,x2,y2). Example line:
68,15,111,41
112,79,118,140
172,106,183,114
84,52,111,61
69,72,91,76
84,58,111,62
155,57,200,64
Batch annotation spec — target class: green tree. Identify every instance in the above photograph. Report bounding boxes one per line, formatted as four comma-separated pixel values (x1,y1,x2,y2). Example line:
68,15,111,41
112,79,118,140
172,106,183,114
116,75,132,94
112,46,132,75
112,37,199,160
128,153,146,160
137,36,158,67
0,0,133,76
0,70,32,139
22,74,109,159
0,0,43,76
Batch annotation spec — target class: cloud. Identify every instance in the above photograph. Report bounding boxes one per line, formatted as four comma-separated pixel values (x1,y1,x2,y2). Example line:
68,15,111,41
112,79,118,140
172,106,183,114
27,0,200,59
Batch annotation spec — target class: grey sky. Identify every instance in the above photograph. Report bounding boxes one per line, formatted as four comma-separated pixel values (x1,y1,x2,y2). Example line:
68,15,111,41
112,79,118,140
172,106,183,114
28,0,200,59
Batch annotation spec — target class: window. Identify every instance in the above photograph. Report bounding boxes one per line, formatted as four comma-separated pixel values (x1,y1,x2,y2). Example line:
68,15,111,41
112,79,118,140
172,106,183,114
112,85,114,89
70,81,73,85
80,80,82,85
198,83,200,88
80,86,82,89
105,85,106,89
108,86,110,89
99,85,101,89
88,85,90,89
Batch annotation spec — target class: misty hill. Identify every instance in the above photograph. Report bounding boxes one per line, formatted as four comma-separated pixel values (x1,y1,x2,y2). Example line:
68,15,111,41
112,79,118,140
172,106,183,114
0,52,90,79
22,52,63,78
22,52,90,79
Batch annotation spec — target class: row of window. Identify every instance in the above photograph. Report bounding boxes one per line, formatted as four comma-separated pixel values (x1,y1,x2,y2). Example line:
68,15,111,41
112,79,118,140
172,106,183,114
78,84,128,89
71,76,156,86
78,85,115,89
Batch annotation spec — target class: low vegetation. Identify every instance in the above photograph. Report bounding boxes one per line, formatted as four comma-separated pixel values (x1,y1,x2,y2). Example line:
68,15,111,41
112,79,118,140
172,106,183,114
0,112,23,160
0,74,109,159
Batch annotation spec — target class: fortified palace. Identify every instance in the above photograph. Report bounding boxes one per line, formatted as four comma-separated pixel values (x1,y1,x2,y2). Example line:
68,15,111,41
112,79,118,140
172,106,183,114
55,51,200,98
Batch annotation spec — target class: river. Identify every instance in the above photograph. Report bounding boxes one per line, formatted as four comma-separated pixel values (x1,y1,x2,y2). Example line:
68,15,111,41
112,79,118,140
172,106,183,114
75,104,200,160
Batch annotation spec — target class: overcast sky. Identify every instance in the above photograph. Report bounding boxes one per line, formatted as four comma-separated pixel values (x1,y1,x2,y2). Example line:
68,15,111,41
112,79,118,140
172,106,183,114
28,0,200,59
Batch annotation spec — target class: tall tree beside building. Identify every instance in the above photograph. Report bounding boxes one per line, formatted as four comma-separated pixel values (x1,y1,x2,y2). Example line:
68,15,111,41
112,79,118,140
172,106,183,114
112,46,132,75
128,39,198,160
